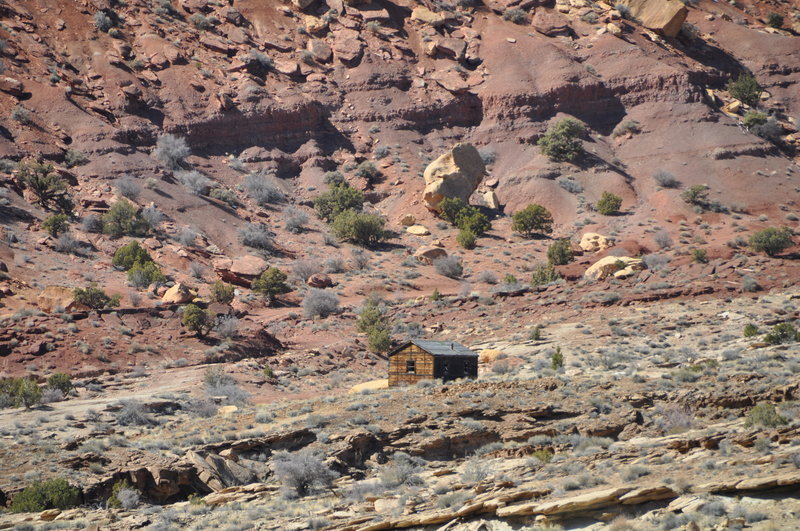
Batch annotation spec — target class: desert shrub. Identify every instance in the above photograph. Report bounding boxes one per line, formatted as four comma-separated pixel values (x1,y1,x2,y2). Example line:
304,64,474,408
189,12,214,30
751,117,783,143
691,248,708,264
17,162,73,213
273,449,338,498
115,176,140,200
478,270,497,284
303,289,340,318
654,230,673,249
94,11,114,31
596,192,622,215
210,281,235,304
530,262,561,286
558,177,583,194
314,183,364,222
252,267,291,304
351,248,369,269
292,259,321,282
766,12,783,28
11,105,33,125
358,297,392,352
107,479,140,509
380,453,423,488
457,229,476,249
681,185,709,207
10,478,80,512
727,73,761,106
127,261,166,288
140,206,164,228
547,239,572,266
656,404,695,434
214,315,239,339
323,171,345,186
153,133,190,169
642,254,670,271
745,403,787,428
176,227,197,247
285,206,309,233
615,3,631,18
0,377,42,409
743,110,767,130
653,170,681,189
116,400,155,426
74,286,120,309
102,199,150,238
244,173,283,206
209,187,238,206
81,215,103,233
512,204,554,237
551,346,564,369
331,210,388,246
46,373,72,395
204,366,235,387
178,170,212,196
538,118,585,162
763,323,799,345
455,208,491,236
354,161,382,183
42,214,69,237
182,304,215,337
434,256,463,278
113,241,153,270
238,222,274,251
64,149,88,168
612,120,641,137
503,8,528,24
743,323,759,337
438,197,468,224
749,227,793,256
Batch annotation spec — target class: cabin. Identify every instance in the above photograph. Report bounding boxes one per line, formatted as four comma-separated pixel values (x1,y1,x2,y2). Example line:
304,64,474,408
387,340,479,387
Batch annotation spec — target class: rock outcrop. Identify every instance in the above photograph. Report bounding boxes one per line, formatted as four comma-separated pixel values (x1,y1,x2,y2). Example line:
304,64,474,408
617,0,688,37
414,246,448,264
422,144,485,211
161,283,194,304
36,286,89,313
584,256,644,281
579,233,614,253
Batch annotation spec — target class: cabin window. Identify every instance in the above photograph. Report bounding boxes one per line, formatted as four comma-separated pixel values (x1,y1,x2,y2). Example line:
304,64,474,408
406,360,416,374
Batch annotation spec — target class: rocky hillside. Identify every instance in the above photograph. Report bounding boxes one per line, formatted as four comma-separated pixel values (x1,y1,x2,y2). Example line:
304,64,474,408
0,0,799,528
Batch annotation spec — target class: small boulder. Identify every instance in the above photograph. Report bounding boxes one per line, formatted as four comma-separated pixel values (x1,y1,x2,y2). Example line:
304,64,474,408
0,77,24,97
422,143,486,211
161,283,194,304
585,256,643,281
579,233,614,253
399,214,416,226
406,225,431,236
414,246,448,265
307,273,333,288
616,0,687,37
292,0,315,8
411,6,448,26
307,39,332,62
484,190,500,209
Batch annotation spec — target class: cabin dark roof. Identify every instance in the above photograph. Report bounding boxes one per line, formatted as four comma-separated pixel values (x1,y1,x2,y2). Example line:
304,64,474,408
388,340,477,357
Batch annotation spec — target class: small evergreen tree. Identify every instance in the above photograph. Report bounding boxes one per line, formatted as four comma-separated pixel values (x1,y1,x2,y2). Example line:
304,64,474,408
538,118,585,162
727,73,762,106
182,304,215,337
252,267,291,304
512,204,554,238
42,214,70,237
331,210,388,246
210,281,235,304
457,229,477,249
547,239,573,266
112,241,153,270
17,162,73,213
102,200,150,238
749,227,793,257
73,286,120,309
46,373,72,395
596,192,622,215
438,197,468,224
313,183,364,222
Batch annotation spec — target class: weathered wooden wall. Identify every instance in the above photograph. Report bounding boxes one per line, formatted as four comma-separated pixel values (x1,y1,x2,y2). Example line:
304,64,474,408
388,345,434,387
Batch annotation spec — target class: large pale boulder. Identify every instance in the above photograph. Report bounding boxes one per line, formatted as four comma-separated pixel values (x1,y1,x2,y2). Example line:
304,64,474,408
407,225,431,236
37,286,89,313
162,283,194,304
579,233,614,253
414,246,448,264
617,0,687,37
422,143,485,211
585,256,643,281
